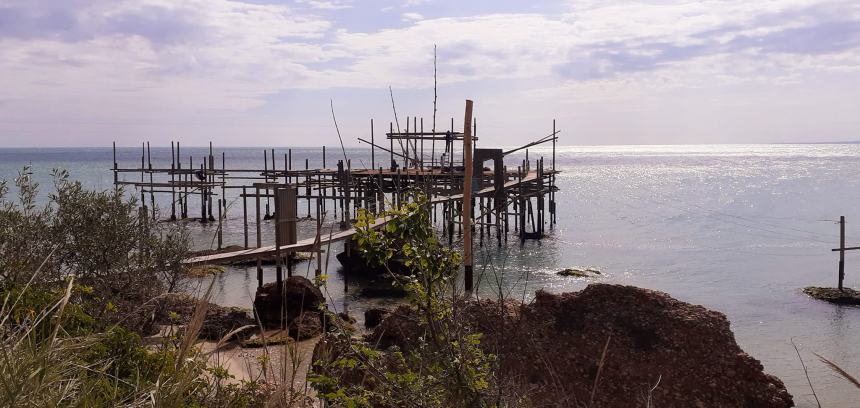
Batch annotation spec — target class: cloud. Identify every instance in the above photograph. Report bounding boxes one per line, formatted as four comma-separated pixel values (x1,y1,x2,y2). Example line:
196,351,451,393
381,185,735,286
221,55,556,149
295,0,353,10
1,0,859,146
402,12,423,21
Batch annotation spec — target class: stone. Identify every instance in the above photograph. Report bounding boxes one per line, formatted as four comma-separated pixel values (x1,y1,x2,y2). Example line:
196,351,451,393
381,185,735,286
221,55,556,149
364,307,391,329
557,267,601,277
321,284,794,408
289,311,323,340
241,330,295,348
803,286,860,305
253,276,325,329
153,293,255,341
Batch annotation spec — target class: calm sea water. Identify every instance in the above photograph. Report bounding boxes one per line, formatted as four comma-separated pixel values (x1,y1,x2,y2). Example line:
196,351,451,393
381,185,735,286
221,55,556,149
2,144,858,407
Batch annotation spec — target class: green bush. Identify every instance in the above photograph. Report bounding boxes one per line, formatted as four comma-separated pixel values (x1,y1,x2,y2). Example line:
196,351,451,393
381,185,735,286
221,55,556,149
311,195,500,408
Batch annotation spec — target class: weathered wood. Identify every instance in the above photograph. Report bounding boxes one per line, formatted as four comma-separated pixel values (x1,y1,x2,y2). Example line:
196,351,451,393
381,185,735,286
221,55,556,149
462,99,474,291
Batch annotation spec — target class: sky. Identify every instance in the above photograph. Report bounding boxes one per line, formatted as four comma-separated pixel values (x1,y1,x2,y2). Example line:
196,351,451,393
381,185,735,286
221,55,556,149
0,0,858,147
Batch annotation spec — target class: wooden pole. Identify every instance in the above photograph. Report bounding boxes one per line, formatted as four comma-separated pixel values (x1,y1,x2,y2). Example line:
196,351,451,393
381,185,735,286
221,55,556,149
256,186,263,288
243,186,248,249
274,187,283,285
170,142,176,220
113,141,118,193
306,158,311,217
839,215,845,291
263,150,270,219
462,99,474,291
371,119,375,170
390,122,395,170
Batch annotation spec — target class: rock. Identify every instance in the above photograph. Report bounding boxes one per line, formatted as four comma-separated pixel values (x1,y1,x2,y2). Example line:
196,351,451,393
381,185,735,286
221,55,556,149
323,284,793,408
337,239,413,276
472,284,794,408
557,267,601,277
198,305,255,341
365,306,421,352
242,330,295,348
152,293,255,341
337,312,357,325
803,286,860,305
327,312,357,333
253,276,325,329
289,311,323,340
185,264,225,277
364,307,391,329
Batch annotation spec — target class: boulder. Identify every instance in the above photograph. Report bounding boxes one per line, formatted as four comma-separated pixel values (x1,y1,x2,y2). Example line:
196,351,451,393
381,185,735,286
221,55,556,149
363,307,391,329
289,311,323,340
472,284,794,408
320,284,794,408
199,305,255,341
803,286,860,305
557,267,601,277
253,276,325,329
152,293,255,341
365,305,422,352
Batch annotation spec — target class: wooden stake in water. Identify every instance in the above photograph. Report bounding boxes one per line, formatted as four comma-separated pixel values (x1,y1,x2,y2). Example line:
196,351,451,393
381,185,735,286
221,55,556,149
839,216,845,291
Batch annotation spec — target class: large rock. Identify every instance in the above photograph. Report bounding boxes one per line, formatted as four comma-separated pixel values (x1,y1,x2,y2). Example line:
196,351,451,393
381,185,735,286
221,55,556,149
365,305,421,352
364,307,391,329
153,293,255,341
320,284,794,408
289,311,323,340
254,276,325,329
471,284,794,408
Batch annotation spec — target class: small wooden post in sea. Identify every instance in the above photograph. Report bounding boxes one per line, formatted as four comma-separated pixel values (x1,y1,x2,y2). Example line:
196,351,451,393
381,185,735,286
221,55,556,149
839,215,846,291
829,215,860,291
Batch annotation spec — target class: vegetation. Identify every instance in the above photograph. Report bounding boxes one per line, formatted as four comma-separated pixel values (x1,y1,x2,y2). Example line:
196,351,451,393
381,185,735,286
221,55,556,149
0,167,273,407
310,196,510,407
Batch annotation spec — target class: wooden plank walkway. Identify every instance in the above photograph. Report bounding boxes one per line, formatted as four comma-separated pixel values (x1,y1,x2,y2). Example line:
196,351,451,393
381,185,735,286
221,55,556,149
181,171,540,265
182,215,391,265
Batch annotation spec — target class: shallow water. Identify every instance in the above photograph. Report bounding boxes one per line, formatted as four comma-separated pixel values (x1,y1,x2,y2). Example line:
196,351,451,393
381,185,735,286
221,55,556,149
2,144,859,407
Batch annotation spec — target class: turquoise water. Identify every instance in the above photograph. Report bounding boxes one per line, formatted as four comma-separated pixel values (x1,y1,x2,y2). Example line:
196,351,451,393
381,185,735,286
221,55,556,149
2,144,858,407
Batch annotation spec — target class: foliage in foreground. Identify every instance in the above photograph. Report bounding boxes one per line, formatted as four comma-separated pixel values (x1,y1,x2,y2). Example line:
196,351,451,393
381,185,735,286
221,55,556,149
310,196,508,408
0,168,273,407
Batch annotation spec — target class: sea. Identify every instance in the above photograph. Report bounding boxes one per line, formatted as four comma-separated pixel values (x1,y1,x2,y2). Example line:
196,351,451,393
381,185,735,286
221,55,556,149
1,144,858,407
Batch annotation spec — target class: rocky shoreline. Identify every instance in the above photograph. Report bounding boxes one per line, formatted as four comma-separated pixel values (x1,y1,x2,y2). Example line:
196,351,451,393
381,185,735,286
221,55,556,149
317,284,794,407
156,281,795,407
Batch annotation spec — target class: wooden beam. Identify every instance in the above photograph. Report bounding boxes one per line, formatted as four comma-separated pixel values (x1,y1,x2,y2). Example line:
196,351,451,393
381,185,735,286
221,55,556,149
462,99,474,291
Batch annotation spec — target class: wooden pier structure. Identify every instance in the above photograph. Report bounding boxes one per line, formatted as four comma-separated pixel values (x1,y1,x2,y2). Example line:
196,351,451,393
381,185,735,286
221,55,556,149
112,102,560,291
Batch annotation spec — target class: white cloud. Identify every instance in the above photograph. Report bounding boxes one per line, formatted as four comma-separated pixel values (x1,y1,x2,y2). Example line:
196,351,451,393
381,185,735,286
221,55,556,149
295,0,352,10
402,12,423,21
0,0,858,145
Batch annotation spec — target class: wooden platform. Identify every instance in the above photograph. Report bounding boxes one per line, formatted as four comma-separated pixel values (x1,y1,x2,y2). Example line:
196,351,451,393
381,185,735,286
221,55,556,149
181,171,540,265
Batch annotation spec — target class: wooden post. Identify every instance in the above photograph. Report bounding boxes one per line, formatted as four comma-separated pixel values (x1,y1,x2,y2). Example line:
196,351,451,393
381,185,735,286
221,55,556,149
316,199,322,277
208,144,215,221
306,158,311,217
243,186,249,249
390,122,395,170
200,163,207,222
256,186,263,288
170,142,176,220
371,119,375,169
839,215,845,291
221,151,227,221
263,150,271,220
112,141,118,193
551,119,557,227
217,199,223,250
462,99,474,291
